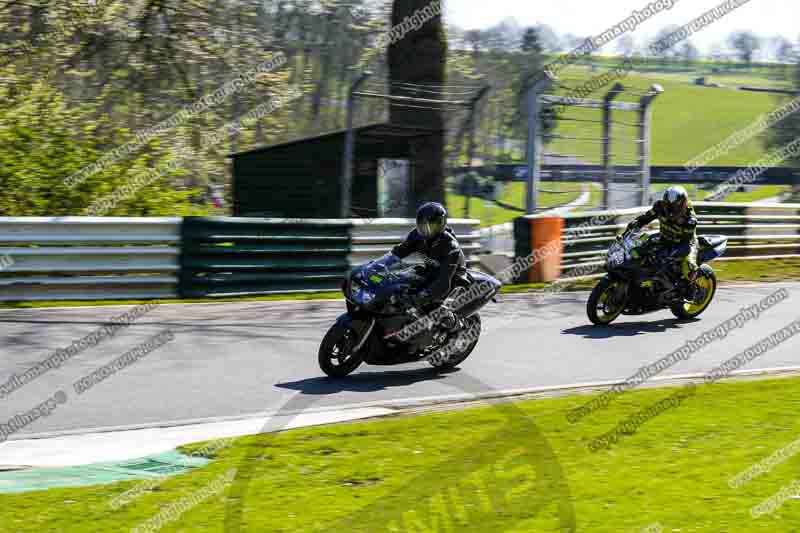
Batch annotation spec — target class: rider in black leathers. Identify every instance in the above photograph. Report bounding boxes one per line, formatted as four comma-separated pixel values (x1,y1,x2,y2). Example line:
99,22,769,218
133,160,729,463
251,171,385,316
389,202,468,328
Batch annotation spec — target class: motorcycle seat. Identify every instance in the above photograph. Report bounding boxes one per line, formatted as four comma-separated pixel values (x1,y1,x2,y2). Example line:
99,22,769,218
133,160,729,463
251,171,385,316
699,235,726,248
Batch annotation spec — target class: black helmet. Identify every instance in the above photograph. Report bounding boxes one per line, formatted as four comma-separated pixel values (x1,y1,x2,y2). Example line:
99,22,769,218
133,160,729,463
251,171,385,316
663,186,689,220
416,202,447,238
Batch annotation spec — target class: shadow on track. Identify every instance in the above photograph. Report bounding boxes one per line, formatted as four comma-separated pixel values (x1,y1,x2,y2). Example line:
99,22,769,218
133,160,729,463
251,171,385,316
562,317,698,339
275,367,455,395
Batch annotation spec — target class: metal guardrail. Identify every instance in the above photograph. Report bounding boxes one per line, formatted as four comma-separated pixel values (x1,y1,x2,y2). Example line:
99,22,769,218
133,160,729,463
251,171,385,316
179,217,353,298
0,217,181,301
349,219,482,267
556,202,800,275
179,217,482,298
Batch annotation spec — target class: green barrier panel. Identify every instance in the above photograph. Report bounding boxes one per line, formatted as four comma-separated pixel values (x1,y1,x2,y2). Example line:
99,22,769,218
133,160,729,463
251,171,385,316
0,451,208,494
179,217,353,298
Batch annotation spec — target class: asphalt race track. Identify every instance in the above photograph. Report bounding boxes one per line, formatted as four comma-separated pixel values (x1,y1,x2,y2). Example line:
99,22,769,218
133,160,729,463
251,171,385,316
1,282,799,438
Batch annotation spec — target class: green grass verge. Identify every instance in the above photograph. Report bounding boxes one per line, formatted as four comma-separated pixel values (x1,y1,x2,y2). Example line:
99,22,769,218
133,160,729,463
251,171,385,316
4,377,800,532
713,257,800,283
502,257,800,296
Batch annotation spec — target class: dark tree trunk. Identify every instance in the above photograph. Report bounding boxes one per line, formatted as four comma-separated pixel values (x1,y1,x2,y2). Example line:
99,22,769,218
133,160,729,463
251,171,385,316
388,0,447,209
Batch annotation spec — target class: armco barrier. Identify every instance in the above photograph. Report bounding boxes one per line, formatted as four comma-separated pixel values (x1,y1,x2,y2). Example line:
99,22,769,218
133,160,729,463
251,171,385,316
179,217,482,298
0,217,180,301
179,217,353,298
0,217,482,301
513,202,800,278
348,219,482,267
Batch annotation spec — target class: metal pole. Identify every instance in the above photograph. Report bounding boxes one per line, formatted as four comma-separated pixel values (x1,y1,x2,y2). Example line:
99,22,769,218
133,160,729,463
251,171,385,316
341,72,372,218
602,83,625,210
464,85,491,218
526,74,553,215
638,84,664,206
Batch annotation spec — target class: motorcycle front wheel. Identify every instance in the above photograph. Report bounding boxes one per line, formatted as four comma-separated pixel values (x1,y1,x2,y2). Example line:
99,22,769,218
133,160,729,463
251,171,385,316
587,277,627,326
318,323,366,378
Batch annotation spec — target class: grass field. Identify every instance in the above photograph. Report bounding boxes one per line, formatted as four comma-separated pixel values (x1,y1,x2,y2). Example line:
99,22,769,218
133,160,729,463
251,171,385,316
5,376,800,532
650,183,793,202
537,65,790,167
447,181,585,227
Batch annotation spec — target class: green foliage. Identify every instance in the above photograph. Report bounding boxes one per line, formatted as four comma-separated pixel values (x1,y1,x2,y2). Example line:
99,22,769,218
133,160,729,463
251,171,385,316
0,78,203,216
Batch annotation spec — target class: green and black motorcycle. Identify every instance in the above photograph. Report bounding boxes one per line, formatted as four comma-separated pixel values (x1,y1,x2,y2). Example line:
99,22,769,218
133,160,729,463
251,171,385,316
587,229,728,326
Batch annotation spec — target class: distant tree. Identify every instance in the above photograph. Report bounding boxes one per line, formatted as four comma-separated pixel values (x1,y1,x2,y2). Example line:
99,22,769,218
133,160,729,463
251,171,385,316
615,35,636,57
652,25,682,61
510,28,548,142
772,36,795,63
678,41,700,66
534,23,561,53
561,33,590,53
464,29,484,59
521,27,543,54
483,17,523,51
729,30,761,64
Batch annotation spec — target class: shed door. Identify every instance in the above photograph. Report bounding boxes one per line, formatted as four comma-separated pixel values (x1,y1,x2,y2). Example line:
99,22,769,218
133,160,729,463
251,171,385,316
377,159,410,217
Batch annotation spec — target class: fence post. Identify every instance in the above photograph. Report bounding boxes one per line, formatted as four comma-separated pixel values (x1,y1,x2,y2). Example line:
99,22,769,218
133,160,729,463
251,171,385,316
341,72,372,218
526,75,553,215
602,83,625,210
638,84,663,206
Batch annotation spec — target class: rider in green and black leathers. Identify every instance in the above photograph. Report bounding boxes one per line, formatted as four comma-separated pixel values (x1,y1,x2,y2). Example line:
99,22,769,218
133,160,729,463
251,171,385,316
626,186,699,295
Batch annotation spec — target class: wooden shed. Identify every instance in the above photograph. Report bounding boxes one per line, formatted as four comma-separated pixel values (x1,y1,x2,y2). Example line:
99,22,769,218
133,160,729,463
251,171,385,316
229,123,438,218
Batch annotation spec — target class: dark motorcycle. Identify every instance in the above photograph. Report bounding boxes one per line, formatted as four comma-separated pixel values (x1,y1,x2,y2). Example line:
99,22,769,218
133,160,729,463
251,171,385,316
318,254,502,378
587,230,728,325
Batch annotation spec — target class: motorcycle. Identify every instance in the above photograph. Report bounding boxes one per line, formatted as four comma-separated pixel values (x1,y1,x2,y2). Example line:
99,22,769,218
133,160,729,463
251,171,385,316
318,253,502,378
587,229,728,326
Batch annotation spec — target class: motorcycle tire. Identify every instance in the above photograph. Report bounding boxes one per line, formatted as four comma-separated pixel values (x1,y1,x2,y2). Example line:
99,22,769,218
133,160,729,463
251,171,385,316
587,277,627,326
671,265,717,320
318,323,366,378
429,314,482,370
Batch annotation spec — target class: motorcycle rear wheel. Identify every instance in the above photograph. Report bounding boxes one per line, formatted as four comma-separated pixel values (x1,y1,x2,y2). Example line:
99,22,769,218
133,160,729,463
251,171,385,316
318,324,366,378
429,314,482,370
671,265,717,320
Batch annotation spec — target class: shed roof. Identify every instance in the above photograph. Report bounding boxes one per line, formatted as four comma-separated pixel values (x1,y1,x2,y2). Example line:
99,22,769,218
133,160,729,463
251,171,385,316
228,122,440,159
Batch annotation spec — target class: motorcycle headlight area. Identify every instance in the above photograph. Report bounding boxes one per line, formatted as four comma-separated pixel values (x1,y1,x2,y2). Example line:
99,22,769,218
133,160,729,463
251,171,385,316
350,284,376,305
607,246,626,267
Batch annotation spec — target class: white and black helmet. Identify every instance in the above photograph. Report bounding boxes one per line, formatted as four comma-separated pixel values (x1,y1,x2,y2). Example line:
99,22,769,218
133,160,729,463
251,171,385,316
663,186,689,219
416,202,447,238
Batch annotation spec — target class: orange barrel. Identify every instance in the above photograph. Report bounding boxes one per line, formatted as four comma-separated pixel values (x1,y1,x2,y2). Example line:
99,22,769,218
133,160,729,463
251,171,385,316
529,217,564,282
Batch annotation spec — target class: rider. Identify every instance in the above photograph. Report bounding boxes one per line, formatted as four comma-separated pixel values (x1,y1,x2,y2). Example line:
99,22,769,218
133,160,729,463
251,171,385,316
389,202,468,329
625,186,700,296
